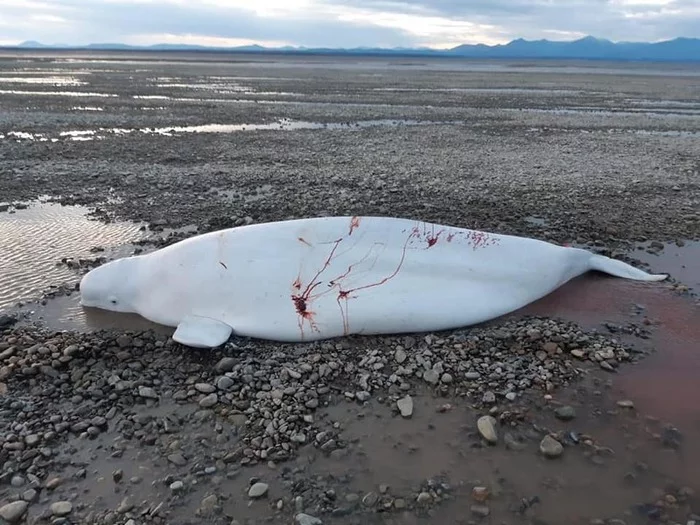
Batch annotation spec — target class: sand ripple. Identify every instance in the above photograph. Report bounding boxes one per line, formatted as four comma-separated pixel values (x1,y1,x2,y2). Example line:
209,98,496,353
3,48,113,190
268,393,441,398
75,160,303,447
0,202,144,310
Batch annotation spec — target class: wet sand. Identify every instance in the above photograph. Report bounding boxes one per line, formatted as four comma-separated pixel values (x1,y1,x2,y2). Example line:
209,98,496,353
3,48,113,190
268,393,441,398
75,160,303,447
1,51,699,525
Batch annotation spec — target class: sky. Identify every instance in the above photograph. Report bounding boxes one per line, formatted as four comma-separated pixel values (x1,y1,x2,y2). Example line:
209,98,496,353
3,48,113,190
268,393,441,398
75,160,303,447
0,0,698,49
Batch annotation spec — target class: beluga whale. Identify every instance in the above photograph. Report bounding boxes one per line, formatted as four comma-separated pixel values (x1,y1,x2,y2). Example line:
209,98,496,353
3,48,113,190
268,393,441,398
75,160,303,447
78,216,667,349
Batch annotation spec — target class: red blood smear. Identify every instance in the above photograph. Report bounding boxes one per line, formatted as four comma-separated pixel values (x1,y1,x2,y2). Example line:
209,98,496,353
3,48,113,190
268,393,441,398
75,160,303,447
515,274,700,427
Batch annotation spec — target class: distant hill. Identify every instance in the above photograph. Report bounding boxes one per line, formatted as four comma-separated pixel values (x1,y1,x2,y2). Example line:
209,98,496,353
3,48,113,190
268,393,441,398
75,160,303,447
7,35,700,62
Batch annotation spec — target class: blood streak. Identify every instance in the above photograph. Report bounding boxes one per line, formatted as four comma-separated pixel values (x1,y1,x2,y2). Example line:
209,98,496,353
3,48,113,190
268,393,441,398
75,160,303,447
298,237,312,247
426,229,443,248
349,216,360,235
291,238,343,337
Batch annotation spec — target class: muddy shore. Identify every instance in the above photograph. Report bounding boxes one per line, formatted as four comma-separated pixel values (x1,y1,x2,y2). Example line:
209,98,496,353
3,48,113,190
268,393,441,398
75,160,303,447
1,51,699,525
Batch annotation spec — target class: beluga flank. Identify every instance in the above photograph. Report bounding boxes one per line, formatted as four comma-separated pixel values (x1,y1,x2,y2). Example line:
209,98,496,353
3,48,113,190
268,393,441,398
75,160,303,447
79,216,667,349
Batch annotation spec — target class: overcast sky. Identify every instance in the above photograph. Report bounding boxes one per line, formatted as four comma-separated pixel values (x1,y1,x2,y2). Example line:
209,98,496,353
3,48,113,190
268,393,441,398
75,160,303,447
1,0,698,49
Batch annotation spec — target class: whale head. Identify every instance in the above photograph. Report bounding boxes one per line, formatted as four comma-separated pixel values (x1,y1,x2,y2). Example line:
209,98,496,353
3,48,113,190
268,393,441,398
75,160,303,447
79,256,141,314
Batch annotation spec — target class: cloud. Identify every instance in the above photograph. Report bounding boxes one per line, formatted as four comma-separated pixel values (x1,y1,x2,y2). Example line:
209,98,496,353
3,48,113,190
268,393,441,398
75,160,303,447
0,0,698,48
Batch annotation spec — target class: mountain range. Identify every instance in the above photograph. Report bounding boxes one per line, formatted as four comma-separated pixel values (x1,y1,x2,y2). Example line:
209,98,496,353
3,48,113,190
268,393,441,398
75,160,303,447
7,36,700,62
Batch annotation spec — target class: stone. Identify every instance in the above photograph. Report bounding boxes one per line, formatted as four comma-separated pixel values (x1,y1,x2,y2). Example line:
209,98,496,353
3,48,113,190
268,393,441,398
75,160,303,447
416,492,432,504
617,400,635,408
482,391,496,404
170,481,184,491
477,415,498,444
472,486,489,502
248,482,269,498
295,513,323,525
471,504,491,517
0,501,29,523
199,393,218,408
138,386,158,399
394,348,407,364
397,395,413,418
540,435,564,458
555,406,576,421
423,369,439,384
50,501,73,517
199,494,218,516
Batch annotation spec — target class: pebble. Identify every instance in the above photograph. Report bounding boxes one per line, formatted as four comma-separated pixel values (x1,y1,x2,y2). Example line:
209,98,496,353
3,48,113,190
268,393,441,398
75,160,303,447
248,482,269,498
472,486,489,502
195,383,216,393
138,386,158,399
199,393,218,407
295,513,323,525
477,415,498,444
170,481,184,491
555,405,577,421
397,395,414,418
423,369,439,384
471,504,491,517
617,400,635,408
540,435,564,458
416,492,432,504
0,501,29,523
50,501,73,517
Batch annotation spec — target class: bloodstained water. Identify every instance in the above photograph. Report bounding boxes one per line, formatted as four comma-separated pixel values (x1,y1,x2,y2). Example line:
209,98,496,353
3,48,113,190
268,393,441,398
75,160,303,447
512,272,700,485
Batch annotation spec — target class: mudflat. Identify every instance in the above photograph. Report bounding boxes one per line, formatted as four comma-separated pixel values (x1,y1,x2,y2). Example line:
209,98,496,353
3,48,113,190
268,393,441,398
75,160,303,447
0,51,699,525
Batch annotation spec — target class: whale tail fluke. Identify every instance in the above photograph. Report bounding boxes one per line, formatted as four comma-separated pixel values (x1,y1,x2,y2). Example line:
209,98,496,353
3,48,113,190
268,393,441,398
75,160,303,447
588,253,668,282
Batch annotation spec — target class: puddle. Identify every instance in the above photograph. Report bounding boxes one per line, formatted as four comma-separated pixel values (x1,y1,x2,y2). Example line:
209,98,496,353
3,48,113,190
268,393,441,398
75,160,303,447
629,240,700,292
2,118,449,143
0,200,145,312
0,76,87,86
0,89,118,97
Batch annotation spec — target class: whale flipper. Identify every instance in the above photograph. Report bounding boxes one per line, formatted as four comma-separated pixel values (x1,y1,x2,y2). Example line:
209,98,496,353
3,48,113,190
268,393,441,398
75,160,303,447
172,315,233,348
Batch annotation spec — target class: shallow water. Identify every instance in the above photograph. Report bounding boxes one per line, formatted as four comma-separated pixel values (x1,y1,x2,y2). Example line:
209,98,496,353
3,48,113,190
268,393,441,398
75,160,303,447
0,201,145,311
2,118,442,143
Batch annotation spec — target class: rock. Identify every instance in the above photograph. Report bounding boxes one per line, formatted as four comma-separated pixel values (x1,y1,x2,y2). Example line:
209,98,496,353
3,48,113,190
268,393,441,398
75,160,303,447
617,400,635,408
540,435,564,458
394,348,407,363
248,482,269,498
472,486,489,502
138,386,158,399
217,376,235,390
45,477,62,489
397,395,413,418
0,501,29,523
477,415,498,444
555,405,576,421
199,494,218,516
168,453,187,466
215,357,236,372
570,349,586,359
482,391,496,404
170,481,184,491
0,314,17,330
50,501,73,517
423,369,439,384
416,492,432,504
471,504,491,517
295,513,323,525
195,383,216,394
199,393,218,408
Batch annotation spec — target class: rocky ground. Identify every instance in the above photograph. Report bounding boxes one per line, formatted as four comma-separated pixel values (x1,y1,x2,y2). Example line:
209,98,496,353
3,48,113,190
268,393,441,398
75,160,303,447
0,51,699,524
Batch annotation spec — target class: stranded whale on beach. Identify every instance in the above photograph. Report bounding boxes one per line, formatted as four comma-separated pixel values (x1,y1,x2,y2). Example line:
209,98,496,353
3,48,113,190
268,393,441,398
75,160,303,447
78,215,668,348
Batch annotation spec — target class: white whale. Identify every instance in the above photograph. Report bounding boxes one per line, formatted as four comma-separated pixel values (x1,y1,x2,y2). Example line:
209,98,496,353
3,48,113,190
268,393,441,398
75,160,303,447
78,216,667,348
